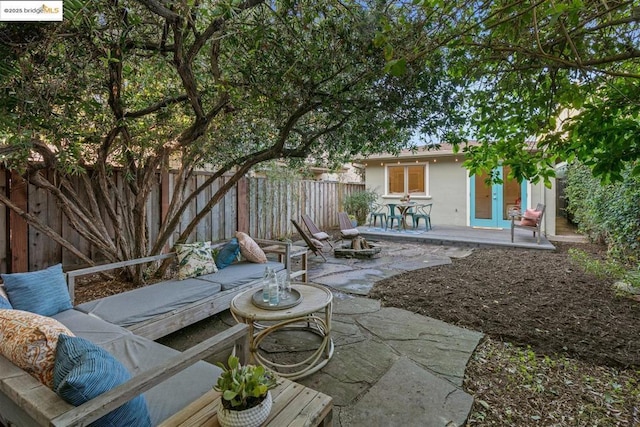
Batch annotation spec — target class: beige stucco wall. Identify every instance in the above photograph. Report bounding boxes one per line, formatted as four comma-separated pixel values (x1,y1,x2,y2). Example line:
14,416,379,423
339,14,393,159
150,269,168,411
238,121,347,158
364,158,468,227
364,157,556,233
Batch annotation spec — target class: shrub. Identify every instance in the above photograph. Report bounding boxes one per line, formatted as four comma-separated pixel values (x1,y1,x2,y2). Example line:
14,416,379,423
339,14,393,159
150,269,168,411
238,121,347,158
565,162,640,265
343,189,378,225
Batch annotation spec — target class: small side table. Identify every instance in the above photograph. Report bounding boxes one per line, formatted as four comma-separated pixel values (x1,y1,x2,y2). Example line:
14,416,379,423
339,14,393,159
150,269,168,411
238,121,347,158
230,283,333,380
159,377,333,427
263,244,309,282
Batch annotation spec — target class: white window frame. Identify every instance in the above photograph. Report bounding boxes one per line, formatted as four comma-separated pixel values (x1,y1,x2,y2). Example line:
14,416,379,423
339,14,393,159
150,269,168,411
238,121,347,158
384,162,430,197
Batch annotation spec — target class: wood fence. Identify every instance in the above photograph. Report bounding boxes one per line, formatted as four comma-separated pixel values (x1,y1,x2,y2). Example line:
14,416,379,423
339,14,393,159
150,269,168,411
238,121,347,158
0,168,364,273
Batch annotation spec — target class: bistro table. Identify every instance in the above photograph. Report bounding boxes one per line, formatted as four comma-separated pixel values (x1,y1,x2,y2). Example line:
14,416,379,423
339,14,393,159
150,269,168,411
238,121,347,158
230,283,334,380
387,202,418,230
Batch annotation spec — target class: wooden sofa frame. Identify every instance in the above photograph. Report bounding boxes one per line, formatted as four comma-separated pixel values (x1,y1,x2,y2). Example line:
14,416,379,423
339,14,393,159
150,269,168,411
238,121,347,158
0,323,249,427
65,239,292,341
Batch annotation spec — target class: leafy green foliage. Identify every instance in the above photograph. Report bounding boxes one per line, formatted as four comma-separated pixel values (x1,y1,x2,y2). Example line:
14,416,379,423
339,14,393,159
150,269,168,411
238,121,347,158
382,1,640,184
214,355,277,410
0,0,448,268
343,189,378,225
565,162,640,266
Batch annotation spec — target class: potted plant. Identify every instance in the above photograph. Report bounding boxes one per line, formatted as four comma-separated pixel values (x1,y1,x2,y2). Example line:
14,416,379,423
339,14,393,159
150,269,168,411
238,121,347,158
214,355,277,427
343,189,378,225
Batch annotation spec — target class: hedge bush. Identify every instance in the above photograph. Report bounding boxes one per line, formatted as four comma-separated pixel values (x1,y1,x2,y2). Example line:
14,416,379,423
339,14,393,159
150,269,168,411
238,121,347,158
565,162,640,265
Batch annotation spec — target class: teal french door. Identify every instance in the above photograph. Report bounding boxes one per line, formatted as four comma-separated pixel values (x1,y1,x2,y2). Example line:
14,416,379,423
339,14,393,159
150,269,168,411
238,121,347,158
470,166,527,228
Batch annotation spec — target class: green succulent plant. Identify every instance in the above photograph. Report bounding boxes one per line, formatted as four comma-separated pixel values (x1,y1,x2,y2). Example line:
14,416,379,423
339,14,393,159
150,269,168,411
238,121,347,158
214,355,277,410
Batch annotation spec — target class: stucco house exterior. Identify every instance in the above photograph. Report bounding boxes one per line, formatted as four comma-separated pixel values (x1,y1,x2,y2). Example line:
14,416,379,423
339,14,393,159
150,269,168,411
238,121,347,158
359,145,557,236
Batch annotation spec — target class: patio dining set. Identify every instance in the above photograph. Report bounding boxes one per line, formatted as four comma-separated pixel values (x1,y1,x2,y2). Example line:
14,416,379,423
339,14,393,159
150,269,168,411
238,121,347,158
369,201,433,231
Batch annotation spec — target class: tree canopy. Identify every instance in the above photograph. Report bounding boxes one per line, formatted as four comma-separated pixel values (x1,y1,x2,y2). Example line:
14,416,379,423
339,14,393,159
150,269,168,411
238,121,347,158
452,0,639,184
0,0,456,270
0,0,638,271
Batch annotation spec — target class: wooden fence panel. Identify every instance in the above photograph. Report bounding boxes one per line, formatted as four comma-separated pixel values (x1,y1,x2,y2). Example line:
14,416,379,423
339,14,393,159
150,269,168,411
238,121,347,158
0,169,7,274
0,165,364,273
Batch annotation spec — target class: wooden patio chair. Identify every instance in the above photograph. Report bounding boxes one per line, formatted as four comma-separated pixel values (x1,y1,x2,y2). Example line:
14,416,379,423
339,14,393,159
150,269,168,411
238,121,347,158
291,219,327,261
511,203,545,244
301,214,334,248
338,211,360,243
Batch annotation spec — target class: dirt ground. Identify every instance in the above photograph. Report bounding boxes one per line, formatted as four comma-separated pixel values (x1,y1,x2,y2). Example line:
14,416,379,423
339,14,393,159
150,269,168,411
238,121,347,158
369,242,639,368
370,242,640,426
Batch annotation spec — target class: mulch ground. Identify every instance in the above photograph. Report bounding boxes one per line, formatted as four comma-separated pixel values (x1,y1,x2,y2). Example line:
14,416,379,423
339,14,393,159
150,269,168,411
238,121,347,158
370,242,640,425
369,242,639,368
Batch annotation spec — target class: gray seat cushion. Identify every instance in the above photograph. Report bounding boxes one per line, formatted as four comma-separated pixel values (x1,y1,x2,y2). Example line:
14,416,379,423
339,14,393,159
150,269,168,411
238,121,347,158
198,260,285,291
101,334,222,425
52,309,133,346
75,278,222,327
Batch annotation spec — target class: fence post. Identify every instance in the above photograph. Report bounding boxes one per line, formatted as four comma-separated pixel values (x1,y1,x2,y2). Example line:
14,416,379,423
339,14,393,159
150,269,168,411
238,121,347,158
237,177,249,233
9,171,28,273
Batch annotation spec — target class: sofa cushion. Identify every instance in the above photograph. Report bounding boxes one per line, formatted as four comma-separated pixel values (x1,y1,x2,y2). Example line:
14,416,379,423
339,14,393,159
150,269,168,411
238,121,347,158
1,264,72,316
199,260,285,291
312,231,330,240
175,241,218,280
101,334,222,425
0,309,74,388
52,309,132,346
236,232,267,263
53,334,151,427
75,278,222,328
341,228,360,237
520,208,541,226
0,296,11,309
215,238,240,269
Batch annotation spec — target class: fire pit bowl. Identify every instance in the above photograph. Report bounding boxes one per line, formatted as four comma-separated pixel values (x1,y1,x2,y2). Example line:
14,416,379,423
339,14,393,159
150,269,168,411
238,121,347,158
334,244,382,259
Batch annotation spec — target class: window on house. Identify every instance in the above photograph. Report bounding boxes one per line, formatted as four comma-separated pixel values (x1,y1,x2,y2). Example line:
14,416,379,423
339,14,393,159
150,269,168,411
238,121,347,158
387,164,428,195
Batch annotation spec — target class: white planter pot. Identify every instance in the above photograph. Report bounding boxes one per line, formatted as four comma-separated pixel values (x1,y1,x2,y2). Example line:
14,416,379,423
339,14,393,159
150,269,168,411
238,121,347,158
217,391,272,427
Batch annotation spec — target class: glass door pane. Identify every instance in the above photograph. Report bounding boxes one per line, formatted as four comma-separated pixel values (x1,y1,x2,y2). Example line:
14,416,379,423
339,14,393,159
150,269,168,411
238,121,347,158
474,171,492,220
502,166,522,221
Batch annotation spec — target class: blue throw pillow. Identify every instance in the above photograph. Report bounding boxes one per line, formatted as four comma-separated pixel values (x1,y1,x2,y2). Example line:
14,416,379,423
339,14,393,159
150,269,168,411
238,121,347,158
215,238,240,269
0,264,72,316
0,296,11,309
54,334,151,427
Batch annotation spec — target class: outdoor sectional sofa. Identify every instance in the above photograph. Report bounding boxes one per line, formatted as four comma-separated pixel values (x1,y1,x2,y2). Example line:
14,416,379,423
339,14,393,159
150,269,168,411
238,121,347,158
0,237,292,426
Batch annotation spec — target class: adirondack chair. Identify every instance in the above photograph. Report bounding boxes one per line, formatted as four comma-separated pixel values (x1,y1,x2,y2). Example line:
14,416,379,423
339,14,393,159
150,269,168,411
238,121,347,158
301,214,334,248
291,219,327,261
511,203,546,244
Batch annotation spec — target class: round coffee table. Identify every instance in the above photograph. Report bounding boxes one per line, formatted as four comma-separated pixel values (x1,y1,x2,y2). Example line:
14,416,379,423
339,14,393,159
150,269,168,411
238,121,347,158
230,283,334,380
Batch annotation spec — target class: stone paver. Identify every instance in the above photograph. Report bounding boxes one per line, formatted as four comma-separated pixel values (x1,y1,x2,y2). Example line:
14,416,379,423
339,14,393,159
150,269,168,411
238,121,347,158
356,307,483,386
341,357,474,427
162,240,483,426
313,268,398,295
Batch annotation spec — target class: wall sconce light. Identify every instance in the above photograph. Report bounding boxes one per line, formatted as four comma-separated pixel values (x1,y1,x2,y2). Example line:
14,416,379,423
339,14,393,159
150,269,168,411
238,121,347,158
380,162,384,166
433,159,437,163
